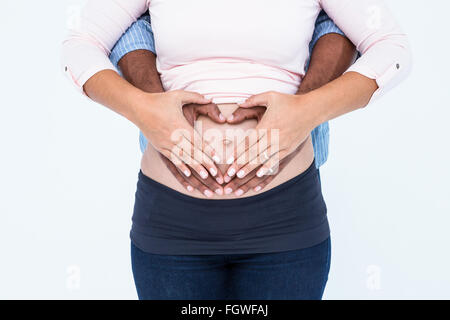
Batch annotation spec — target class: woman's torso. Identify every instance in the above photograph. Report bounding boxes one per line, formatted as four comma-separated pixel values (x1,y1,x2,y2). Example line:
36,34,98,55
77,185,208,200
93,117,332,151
141,104,315,199
149,0,321,104
142,0,321,198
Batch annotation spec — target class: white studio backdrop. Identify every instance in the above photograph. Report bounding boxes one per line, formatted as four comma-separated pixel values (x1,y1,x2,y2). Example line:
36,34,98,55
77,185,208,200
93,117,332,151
0,0,449,299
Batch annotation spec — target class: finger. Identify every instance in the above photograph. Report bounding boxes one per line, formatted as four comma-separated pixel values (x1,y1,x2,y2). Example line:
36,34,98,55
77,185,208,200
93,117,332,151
171,143,211,179
233,175,260,196
160,154,195,192
223,169,256,195
214,168,224,185
195,103,226,123
230,152,291,195
160,149,192,178
186,171,215,198
224,130,268,181
252,174,276,193
228,137,270,180
190,169,224,196
178,131,219,177
225,127,263,166
249,149,294,193
234,158,266,182
238,92,273,108
186,127,221,168
182,105,196,127
227,107,266,124
256,150,290,178
179,91,212,105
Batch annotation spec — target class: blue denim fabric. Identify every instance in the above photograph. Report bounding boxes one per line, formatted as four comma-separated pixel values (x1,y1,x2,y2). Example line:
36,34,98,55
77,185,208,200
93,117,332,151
131,237,331,300
110,11,345,168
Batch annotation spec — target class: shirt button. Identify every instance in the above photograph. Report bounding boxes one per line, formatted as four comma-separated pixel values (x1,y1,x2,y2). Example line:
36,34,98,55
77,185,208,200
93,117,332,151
65,66,68,72
396,63,400,69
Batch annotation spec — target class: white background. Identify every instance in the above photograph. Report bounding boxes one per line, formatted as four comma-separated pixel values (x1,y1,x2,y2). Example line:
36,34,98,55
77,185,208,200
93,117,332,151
1,0,449,299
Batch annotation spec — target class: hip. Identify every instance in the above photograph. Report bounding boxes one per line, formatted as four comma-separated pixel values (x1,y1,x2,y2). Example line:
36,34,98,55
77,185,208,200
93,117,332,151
131,159,328,255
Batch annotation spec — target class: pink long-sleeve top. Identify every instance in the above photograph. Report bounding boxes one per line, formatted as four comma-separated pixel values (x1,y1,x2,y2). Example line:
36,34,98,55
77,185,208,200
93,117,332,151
62,0,411,104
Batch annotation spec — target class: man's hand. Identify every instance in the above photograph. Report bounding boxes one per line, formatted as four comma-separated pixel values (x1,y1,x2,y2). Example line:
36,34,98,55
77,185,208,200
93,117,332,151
226,106,267,124
183,103,226,127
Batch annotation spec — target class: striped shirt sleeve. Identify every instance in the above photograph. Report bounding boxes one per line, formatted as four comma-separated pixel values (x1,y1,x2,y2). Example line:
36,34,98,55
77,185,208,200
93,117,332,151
109,14,155,68
309,10,345,52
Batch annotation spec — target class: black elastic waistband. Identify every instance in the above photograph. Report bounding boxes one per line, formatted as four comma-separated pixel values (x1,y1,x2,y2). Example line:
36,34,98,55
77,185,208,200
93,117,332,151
132,158,328,255
137,159,317,207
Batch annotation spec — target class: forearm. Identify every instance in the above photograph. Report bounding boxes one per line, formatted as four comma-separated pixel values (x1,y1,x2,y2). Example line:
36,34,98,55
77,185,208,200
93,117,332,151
305,72,378,128
297,33,356,95
83,70,146,126
118,50,164,93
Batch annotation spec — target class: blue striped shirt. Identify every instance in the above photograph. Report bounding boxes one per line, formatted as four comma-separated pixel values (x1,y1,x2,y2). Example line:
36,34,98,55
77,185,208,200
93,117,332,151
110,11,344,168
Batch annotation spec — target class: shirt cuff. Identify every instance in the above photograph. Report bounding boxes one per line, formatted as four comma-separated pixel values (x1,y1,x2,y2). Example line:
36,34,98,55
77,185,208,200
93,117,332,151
345,41,412,103
62,41,118,96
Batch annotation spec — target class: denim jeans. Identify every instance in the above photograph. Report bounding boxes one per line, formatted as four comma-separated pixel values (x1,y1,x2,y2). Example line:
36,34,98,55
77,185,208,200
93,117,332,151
131,237,331,300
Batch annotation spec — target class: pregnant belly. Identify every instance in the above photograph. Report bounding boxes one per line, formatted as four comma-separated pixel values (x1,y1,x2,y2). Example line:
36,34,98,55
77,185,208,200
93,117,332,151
140,103,315,199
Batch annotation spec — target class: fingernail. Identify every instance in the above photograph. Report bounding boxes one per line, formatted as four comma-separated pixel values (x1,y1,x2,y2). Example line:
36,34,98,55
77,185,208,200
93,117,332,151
225,187,233,195
210,167,217,177
224,176,231,183
254,186,262,192
204,190,213,197
216,177,224,184
219,114,225,121
257,168,266,178
235,189,244,196
187,185,194,192
227,115,234,121
200,170,208,179
215,188,223,195
184,170,191,177
212,155,221,164
237,170,245,178
226,157,234,165
227,168,236,177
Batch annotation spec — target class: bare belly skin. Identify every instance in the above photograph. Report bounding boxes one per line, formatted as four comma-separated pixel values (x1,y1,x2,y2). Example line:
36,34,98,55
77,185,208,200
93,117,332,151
141,103,314,199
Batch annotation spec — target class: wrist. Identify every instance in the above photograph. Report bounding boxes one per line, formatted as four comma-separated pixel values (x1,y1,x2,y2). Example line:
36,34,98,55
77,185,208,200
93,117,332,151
126,90,156,128
294,93,326,130
297,75,327,95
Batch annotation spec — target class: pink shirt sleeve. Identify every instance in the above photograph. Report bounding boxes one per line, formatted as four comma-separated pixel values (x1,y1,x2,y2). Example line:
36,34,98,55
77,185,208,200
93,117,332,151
320,0,412,101
61,0,150,94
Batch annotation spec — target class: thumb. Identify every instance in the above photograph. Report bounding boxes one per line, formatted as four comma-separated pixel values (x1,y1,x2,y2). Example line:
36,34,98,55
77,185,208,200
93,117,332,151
195,104,226,124
238,92,271,108
182,105,195,127
227,107,264,124
179,91,212,105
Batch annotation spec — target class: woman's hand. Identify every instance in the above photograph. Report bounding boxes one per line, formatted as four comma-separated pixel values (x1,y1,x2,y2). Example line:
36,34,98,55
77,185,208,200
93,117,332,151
224,91,319,180
135,90,221,180
223,143,305,196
